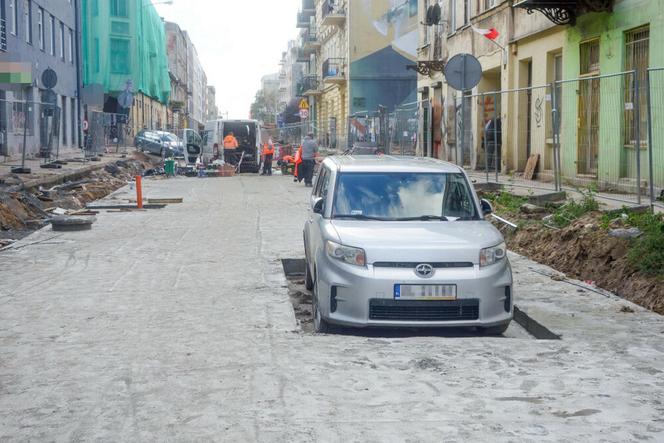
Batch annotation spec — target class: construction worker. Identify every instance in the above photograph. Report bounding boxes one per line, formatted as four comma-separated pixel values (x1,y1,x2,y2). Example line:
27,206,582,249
223,132,239,165
293,145,303,183
300,133,318,187
261,140,275,175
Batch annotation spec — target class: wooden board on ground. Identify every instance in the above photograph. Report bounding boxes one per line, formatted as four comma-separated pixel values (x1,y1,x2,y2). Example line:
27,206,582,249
524,154,540,180
147,198,183,204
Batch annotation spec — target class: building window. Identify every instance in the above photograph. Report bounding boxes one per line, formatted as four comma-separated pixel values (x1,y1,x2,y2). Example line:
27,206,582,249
409,0,417,17
59,21,64,59
37,7,43,50
110,0,128,18
110,38,130,74
9,0,17,36
624,25,649,147
68,27,73,63
92,0,99,16
110,21,129,34
94,38,100,72
464,0,470,24
49,14,54,55
24,0,31,44
1,0,6,51
580,39,600,75
448,0,456,32
484,0,496,11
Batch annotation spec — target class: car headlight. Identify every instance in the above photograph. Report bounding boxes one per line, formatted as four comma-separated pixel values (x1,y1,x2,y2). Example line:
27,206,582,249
480,242,506,267
326,240,366,267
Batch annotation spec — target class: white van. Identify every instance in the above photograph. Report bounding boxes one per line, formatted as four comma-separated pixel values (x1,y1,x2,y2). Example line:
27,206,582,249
204,119,262,172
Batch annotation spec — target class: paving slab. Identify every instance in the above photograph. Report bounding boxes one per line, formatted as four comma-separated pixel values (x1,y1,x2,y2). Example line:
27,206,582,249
0,175,662,441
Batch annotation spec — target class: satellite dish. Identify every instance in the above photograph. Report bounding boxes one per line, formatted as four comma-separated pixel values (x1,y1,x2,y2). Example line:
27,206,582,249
425,4,441,26
444,53,483,91
42,68,58,89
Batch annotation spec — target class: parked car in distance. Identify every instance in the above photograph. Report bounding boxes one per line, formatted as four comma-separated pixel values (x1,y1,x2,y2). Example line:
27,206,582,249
303,156,513,334
134,130,184,158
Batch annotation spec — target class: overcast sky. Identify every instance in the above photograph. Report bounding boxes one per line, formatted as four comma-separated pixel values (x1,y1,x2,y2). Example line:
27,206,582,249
154,0,300,119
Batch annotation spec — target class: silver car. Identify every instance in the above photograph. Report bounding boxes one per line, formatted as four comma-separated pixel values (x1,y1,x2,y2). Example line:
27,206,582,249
303,156,513,334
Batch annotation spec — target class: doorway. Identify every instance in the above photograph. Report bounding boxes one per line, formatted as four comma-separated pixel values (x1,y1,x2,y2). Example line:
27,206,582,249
577,39,600,176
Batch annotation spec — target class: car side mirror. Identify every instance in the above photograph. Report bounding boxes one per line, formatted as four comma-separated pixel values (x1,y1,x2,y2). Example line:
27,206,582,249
312,197,324,215
480,199,493,216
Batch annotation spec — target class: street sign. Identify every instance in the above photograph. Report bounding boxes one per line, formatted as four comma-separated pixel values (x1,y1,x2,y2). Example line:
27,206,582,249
299,98,309,110
444,53,482,91
299,108,309,119
118,90,134,108
41,68,58,89
43,89,58,105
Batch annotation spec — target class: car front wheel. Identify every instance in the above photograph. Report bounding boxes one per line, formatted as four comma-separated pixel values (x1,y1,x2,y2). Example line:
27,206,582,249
312,271,330,333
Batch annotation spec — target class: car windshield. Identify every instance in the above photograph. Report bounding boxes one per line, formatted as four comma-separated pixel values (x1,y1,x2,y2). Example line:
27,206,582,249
332,172,478,221
160,133,178,142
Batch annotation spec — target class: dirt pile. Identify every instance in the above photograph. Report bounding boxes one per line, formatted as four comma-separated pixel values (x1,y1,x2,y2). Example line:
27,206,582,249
0,152,156,239
496,210,664,315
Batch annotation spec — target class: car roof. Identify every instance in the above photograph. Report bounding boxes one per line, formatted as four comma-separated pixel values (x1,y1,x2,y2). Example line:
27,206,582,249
325,155,464,174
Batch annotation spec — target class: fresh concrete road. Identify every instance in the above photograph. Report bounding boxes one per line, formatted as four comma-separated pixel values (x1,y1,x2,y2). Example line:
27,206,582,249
1,175,663,442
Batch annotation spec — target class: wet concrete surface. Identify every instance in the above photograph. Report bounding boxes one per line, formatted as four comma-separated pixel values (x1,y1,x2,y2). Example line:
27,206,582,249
0,175,663,441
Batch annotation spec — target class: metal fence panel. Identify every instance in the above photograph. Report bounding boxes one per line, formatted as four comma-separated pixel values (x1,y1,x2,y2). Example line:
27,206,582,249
0,99,62,161
647,68,664,206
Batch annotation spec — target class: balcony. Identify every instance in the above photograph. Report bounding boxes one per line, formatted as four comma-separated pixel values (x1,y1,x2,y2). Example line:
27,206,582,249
302,0,315,15
0,18,6,52
296,48,309,63
296,11,310,28
321,0,346,27
514,0,613,25
322,58,345,84
302,28,320,54
300,75,322,96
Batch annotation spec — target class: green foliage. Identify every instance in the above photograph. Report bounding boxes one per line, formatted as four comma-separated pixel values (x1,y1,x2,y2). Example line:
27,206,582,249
625,212,664,277
485,192,528,214
549,188,599,228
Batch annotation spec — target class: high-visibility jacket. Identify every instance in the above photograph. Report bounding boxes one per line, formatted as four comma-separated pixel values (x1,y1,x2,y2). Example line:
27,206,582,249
262,143,275,156
294,146,303,177
223,135,239,149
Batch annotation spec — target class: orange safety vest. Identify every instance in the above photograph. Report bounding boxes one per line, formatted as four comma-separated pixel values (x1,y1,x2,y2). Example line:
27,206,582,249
294,147,303,177
223,135,239,149
262,143,275,156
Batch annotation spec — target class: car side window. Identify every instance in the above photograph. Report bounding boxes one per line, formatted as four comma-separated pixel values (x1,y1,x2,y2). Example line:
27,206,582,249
314,167,327,197
320,168,331,199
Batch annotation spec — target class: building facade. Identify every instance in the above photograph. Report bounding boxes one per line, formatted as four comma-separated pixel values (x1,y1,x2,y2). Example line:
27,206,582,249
417,0,663,191
297,0,418,149
205,85,217,121
81,0,170,136
165,20,188,131
0,0,80,157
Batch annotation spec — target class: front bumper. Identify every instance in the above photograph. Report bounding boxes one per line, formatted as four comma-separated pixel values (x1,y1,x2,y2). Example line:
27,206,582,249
315,253,513,328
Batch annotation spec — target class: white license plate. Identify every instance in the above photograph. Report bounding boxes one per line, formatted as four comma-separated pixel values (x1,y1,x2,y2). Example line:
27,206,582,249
394,284,457,300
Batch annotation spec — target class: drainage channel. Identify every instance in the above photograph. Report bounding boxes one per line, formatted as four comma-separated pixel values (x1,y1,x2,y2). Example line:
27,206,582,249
281,258,560,340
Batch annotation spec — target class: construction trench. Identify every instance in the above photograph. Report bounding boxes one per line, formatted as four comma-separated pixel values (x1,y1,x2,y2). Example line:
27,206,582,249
0,152,159,246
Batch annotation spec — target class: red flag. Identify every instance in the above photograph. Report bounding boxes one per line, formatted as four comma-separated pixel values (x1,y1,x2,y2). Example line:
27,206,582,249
472,26,500,41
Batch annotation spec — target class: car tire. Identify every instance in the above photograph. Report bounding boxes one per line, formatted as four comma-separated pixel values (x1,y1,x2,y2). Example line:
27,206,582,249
304,259,314,291
479,322,510,336
312,271,330,334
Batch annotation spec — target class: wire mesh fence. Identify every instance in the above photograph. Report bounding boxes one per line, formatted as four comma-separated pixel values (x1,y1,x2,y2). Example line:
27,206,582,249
84,111,131,155
0,99,62,161
454,70,662,206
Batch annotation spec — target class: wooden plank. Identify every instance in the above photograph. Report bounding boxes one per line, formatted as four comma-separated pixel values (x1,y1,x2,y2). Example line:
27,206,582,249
523,154,540,180
147,198,183,204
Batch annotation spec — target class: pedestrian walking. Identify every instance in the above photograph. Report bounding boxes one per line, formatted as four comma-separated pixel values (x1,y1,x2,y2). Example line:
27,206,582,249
301,133,318,187
261,140,275,176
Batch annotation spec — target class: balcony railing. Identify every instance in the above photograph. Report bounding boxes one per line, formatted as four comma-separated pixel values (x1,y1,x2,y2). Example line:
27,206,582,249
302,0,315,14
0,18,7,52
321,0,346,27
299,75,321,96
296,11,310,28
322,58,345,83
302,28,320,53
296,48,309,63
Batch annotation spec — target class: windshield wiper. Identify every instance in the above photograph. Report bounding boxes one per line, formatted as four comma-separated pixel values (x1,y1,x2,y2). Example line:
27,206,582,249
334,214,388,221
392,215,449,221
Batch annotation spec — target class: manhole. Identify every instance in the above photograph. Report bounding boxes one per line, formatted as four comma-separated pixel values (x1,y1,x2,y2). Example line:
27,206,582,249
51,216,96,232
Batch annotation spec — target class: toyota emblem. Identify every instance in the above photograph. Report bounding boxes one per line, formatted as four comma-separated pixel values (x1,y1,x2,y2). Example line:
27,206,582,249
415,263,434,278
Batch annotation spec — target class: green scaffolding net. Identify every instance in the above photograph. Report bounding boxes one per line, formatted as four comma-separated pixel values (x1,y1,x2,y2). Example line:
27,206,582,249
82,0,170,104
